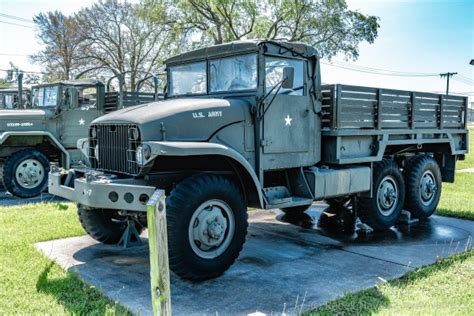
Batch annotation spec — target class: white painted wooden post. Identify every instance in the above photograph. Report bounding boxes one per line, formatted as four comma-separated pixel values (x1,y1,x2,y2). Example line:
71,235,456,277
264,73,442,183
146,189,171,316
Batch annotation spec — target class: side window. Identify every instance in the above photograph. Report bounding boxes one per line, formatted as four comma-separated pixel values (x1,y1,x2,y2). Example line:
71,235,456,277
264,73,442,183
78,87,97,109
44,86,58,106
265,57,305,96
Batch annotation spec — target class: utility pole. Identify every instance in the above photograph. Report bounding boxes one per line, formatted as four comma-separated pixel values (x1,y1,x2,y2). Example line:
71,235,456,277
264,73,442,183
439,72,457,95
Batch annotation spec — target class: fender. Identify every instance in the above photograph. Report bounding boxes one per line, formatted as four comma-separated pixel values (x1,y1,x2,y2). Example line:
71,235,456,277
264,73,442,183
145,141,264,208
0,131,70,168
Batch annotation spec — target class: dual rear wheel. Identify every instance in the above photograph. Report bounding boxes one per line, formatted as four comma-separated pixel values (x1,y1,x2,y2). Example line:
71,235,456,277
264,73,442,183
360,155,442,230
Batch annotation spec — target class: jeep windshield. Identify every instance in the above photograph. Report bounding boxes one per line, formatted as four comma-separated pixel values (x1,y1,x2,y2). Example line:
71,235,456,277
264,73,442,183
168,53,257,96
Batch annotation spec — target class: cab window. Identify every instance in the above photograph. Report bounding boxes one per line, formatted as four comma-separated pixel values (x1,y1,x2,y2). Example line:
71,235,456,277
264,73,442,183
265,57,305,95
209,54,257,93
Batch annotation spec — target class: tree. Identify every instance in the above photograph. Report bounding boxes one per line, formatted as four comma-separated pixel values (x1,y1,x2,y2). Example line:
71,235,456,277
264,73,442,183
165,0,379,60
259,0,379,59
75,0,177,91
31,11,85,80
177,0,259,44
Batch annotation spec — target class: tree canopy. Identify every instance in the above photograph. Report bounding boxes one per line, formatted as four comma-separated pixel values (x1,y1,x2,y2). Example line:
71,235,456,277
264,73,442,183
31,11,85,81
31,0,379,85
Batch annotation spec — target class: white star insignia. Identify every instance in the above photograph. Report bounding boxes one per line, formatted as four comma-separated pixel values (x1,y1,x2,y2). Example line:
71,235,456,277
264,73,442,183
79,119,85,125
284,115,292,126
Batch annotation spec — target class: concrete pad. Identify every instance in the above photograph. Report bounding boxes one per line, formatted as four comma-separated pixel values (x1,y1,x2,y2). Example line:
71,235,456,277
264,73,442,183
458,167,474,173
35,206,474,315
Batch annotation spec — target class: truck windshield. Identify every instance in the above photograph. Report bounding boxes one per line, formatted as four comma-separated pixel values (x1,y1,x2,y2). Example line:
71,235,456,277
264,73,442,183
168,54,257,96
32,86,58,107
209,54,257,92
0,93,15,109
169,62,207,96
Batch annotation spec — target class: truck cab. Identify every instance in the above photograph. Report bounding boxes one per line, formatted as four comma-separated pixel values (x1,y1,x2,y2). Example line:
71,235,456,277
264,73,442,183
1,78,159,198
49,40,468,281
0,87,30,109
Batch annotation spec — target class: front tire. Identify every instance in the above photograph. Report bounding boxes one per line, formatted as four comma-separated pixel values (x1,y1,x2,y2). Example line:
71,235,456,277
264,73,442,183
404,155,442,219
77,205,144,244
166,174,248,281
359,159,405,230
2,149,50,198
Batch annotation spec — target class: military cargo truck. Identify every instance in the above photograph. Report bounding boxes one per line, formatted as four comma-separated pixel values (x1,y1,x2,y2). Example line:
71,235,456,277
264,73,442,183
49,41,469,281
0,87,30,109
0,78,158,197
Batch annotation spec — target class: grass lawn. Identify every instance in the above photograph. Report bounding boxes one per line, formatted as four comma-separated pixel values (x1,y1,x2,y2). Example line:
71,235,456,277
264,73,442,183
437,129,474,220
312,130,474,314
310,249,474,315
0,202,130,315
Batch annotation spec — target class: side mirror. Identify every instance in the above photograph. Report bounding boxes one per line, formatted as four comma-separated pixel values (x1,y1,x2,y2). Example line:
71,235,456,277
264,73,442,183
282,66,294,89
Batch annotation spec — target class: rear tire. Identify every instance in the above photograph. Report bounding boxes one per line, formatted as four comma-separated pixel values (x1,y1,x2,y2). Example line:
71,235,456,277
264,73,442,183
359,159,405,230
77,205,144,244
2,149,49,198
404,155,442,219
166,174,248,281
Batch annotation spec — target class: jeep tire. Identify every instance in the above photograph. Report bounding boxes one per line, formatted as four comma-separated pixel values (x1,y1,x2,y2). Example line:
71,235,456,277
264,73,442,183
2,149,50,198
359,159,405,230
166,174,248,281
404,155,442,220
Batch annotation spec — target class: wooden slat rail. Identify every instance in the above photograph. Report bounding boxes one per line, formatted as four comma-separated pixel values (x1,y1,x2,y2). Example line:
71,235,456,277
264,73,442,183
322,84,467,131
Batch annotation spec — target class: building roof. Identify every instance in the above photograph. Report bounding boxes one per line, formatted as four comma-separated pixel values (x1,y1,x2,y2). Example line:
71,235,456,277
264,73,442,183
165,40,319,65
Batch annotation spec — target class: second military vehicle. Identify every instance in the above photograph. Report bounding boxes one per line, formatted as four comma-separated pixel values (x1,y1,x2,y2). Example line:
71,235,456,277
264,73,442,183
49,40,468,281
0,78,158,197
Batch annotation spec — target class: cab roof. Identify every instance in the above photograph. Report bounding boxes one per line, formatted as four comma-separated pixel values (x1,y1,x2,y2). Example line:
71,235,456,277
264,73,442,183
165,40,319,65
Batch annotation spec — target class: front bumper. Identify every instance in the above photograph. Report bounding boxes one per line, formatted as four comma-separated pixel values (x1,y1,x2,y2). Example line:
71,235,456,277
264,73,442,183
48,169,155,212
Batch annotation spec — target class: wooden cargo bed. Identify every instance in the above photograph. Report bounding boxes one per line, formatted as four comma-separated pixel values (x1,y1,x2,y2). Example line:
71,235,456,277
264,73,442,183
320,84,468,164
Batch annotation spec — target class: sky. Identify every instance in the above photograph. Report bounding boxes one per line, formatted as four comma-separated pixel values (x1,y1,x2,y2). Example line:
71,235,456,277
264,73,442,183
0,0,472,102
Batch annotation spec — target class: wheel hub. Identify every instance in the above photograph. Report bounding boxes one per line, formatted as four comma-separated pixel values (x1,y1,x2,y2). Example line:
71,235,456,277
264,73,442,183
189,200,235,259
377,176,398,216
420,170,437,205
15,159,44,189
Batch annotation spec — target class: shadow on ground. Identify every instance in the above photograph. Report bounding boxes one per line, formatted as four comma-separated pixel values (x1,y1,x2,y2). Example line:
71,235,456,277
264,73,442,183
36,262,128,315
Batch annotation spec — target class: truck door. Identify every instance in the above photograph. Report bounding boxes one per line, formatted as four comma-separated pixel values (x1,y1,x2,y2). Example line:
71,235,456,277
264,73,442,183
261,57,317,170
58,86,100,149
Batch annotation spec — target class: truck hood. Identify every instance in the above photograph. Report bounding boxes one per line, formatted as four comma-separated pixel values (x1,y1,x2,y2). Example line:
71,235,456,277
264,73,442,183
0,109,54,131
92,98,250,141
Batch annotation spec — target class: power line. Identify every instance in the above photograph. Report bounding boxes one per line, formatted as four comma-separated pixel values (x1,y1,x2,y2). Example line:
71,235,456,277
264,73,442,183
0,13,34,24
452,77,474,86
0,53,30,57
440,72,458,95
458,74,473,82
0,68,45,74
329,60,440,77
0,20,34,29
321,61,439,77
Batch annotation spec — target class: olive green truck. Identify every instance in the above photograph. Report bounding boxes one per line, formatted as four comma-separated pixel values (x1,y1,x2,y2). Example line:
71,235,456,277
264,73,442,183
0,79,158,197
49,41,468,281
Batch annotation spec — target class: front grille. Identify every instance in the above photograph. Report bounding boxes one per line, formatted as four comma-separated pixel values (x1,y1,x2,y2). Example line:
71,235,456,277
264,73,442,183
89,123,141,175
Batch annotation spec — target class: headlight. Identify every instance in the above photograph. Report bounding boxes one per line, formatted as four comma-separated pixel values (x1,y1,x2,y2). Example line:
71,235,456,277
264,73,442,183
91,126,97,138
94,144,99,160
136,146,144,166
135,144,151,166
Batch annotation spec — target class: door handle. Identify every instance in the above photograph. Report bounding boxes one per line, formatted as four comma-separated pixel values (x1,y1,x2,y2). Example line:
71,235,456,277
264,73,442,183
302,108,310,117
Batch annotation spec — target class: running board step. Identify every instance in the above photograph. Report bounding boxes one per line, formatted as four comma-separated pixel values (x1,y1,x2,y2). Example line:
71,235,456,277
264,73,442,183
263,186,313,209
